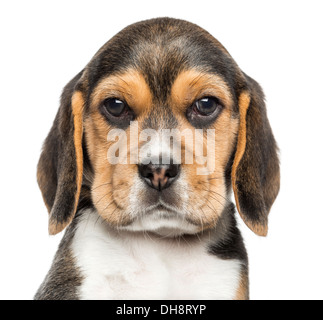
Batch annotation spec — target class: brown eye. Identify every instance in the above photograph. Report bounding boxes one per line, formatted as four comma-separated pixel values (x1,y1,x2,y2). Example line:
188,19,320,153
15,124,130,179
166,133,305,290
100,98,135,128
194,97,220,116
103,98,127,117
186,96,223,127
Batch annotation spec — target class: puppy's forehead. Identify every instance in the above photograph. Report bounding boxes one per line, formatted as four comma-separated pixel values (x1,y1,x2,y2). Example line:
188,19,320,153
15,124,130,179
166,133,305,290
87,18,240,97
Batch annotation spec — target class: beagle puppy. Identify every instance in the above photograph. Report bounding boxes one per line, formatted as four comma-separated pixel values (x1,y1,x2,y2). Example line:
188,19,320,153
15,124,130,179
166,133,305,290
35,17,280,300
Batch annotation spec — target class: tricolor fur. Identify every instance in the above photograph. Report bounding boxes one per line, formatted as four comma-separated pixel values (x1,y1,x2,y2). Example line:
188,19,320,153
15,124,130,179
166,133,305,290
35,18,280,300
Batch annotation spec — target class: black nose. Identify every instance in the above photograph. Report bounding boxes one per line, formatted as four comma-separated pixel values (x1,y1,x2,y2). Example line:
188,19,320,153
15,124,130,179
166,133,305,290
138,163,180,191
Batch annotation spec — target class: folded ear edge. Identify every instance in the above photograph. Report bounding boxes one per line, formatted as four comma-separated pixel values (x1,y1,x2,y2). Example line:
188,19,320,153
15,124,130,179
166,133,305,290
231,91,268,237
48,91,84,235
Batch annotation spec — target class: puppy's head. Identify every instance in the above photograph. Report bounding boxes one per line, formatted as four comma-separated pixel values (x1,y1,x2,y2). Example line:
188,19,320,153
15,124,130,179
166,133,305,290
37,18,280,237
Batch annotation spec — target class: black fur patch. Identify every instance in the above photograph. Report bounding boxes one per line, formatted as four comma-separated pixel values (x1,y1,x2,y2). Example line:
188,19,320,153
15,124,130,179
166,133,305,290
34,215,83,300
209,203,248,263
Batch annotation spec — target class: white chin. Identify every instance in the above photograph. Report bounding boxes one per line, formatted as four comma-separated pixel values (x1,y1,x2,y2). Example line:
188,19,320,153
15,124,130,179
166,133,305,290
120,211,199,237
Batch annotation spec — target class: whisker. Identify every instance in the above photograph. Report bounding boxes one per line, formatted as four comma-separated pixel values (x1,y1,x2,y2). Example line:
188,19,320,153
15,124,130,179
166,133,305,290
102,199,116,212
200,189,226,207
92,182,113,191
204,197,218,213
207,176,222,181
206,189,230,203
93,191,113,206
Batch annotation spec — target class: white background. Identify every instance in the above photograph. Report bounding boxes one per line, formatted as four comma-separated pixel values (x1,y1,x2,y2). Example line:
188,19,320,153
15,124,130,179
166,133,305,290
1,0,322,300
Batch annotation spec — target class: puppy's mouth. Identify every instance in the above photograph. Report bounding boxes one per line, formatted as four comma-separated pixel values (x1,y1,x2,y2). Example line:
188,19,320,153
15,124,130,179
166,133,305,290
145,202,179,216
120,199,199,237
139,185,183,209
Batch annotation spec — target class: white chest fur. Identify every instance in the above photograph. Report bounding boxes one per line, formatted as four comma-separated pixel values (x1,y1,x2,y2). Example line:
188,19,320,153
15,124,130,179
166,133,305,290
71,210,242,300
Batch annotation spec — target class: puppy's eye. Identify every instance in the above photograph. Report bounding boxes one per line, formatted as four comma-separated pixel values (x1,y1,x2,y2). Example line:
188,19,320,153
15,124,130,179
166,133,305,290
103,98,127,117
100,98,135,128
187,96,223,127
193,97,220,116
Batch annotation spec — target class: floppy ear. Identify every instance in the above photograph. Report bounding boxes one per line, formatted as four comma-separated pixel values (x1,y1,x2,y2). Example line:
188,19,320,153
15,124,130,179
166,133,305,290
232,74,280,236
37,72,85,235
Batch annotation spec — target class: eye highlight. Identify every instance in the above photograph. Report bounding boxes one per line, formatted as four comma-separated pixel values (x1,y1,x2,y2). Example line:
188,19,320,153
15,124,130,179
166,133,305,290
194,97,219,116
187,96,223,127
103,98,127,117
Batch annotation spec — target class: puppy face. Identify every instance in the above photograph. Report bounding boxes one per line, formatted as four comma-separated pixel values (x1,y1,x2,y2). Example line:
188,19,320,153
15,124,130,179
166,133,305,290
37,18,280,237
86,67,238,236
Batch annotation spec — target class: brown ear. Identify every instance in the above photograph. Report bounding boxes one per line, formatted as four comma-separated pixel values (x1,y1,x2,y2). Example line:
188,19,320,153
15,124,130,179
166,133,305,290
37,72,85,235
232,75,280,236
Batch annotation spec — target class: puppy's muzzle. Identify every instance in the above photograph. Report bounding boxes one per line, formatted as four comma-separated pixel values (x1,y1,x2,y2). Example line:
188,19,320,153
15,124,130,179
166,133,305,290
138,163,180,191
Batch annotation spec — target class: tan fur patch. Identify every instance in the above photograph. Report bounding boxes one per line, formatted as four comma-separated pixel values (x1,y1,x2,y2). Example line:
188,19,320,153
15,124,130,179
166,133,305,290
71,91,85,211
171,69,233,112
72,92,84,202
231,91,250,198
234,270,249,300
91,69,152,115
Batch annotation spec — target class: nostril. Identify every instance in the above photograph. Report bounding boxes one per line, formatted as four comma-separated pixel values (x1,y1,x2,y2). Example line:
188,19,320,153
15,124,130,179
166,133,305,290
165,164,180,179
144,170,154,179
138,163,180,191
138,164,153,179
